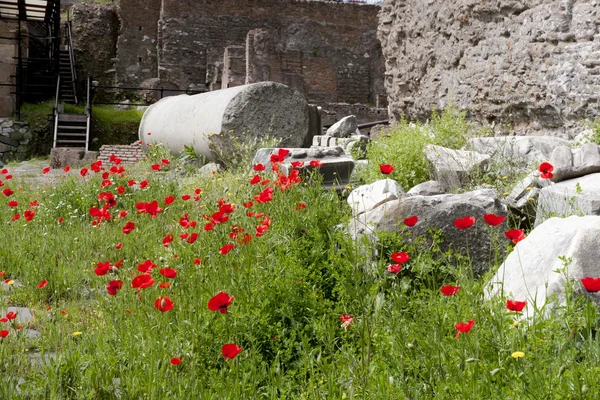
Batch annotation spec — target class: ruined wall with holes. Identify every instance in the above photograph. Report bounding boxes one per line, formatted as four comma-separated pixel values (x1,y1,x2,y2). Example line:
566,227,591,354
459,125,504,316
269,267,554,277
378,0,600,137
113,0,384,105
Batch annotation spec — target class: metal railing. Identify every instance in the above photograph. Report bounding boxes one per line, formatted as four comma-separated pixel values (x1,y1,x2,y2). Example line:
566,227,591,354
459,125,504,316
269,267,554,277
52,75,60,149
65,21,78,104
85,75,92,151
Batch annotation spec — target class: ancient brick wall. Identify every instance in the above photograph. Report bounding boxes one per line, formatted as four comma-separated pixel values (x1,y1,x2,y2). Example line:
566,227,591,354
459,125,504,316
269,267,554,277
112,0,384,104
115,0,162,86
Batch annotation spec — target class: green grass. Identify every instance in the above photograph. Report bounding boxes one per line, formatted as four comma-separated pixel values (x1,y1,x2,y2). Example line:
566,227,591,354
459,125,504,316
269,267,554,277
19,101,144,154
0,146,598,399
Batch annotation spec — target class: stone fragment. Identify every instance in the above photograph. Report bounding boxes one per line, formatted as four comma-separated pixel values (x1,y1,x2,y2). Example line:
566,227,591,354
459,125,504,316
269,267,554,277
424,144,490,192
50,148,86,169
347,179,405,216
466,136,570,168
487,216,600,317
326,115,357,138
549,144,600,182
535,172,600,226
139,82,309,166
348,189,507,276
407,180,445,196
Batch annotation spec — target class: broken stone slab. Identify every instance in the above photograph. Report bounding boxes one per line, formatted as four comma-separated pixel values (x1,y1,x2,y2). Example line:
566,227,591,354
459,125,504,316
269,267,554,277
326,115,357,138
347,179,405,216
406,180,445,196
252,146,354,190
535,172,600,226
466,136,570,168
348,189,508,277
424,144,490,192
50,147,86,169
0,307,34,324
486,216,600,317
549,144,600,182
139,82,309,167
504,171,554,213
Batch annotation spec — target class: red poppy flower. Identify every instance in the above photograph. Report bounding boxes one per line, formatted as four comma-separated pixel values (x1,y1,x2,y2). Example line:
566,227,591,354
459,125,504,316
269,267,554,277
6,311,17,320
106,280,123,296
219,243,235,255
390,252,410,264
122,221,135,234
101,179,112,188
250,175,261,185
454,216,476,230
0,272,5,277
538,162,554,179
222,343,243,361
160,282,171,289
63,165,71,172
2,188,13,197
340,314,354,330
29,200,39,207
181,194,191,201
204,222,215,231
581,277,600,292
170,357,181,365
0,169,6,174
208,291,234,313
154,296,174,312
117,210,128,218
115,242,123,249
186,233,199,244
132,274,155,289
164,195,175,205
483,214,506,226
140,180,149,189
58,217,64,224
294,202,307,211
7,200,17,207
291,161,304,168
42,167,51,174
379,164,395,174
11,213,20,221
309,160,322,168
440,285,460,296
243,201,253,208
37,280,48,289
23,210,35,221
90,160,103,173
254,186,274,203
253,163,266,171
137,259,157,273
506,299,526,312
128,179,136,186
163,234,174,247
455,319,475,338
403,215,418,227
387,264,402,274
95,261,112,276
504,229,526,244
80,168,89,177
4,175,11,180
161,159,170,165
151,164,161,171
159,268,177,279
194,258,202,265
102,172,110,180
0,330,8,338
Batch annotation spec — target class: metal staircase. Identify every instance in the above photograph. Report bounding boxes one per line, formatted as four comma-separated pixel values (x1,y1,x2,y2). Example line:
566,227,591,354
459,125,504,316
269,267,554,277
52,22,89,150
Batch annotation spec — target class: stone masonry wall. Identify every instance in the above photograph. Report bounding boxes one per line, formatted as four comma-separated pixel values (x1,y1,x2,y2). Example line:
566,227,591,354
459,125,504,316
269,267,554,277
0,20,18,117
113,0,384,104
72,3,120,86
378,0,600,138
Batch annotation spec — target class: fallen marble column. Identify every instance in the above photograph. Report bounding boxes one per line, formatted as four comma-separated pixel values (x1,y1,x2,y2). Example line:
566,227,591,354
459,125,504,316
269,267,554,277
138,82,309,163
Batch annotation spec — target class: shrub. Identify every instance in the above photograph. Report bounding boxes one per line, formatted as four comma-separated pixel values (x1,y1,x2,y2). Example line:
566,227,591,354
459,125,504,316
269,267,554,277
358,104,471,190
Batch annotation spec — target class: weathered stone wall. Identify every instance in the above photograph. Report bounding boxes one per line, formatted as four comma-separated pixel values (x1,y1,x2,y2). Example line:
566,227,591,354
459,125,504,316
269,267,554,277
0,118,33,161
112,0,384,104
0,20,18,117
72,3,120,86
378,0,600,138
116,0,161,86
